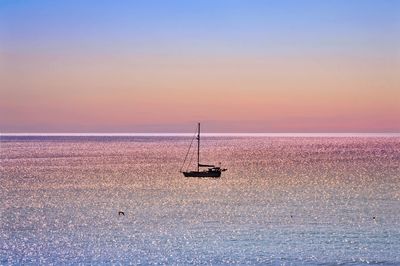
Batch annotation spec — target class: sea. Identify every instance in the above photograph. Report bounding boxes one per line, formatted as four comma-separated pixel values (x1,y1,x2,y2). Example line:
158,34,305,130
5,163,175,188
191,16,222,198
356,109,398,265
1,134,399,265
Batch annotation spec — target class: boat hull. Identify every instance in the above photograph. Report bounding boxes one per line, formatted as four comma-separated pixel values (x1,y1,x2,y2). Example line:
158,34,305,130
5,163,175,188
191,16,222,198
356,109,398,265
182,171,222,178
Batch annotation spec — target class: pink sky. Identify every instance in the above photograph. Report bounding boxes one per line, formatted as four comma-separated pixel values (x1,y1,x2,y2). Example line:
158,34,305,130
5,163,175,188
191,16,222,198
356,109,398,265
1,55,399,132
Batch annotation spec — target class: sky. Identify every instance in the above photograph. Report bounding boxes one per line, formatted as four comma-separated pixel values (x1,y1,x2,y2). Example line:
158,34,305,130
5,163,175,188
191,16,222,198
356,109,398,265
1,0,399,133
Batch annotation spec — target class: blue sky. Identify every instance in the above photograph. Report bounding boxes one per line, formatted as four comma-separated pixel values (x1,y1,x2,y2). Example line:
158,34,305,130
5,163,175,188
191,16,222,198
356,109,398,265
2,0,398,56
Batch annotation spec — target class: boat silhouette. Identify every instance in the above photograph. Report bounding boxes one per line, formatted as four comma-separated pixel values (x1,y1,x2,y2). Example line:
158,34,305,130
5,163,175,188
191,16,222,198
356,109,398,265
180,123,227,178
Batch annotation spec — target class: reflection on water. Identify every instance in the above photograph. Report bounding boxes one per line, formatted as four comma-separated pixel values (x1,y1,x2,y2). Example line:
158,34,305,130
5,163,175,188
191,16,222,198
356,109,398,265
1,136,399,264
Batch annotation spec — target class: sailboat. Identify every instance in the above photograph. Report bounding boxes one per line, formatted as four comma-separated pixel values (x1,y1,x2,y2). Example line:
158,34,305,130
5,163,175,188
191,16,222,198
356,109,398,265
181,123,227,178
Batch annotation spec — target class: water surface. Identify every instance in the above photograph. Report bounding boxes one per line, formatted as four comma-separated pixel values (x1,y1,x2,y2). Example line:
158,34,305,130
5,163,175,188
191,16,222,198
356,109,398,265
1,136,399,265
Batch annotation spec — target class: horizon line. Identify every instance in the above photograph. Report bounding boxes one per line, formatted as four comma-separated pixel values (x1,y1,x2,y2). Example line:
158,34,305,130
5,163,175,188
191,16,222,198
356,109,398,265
1,132,399,137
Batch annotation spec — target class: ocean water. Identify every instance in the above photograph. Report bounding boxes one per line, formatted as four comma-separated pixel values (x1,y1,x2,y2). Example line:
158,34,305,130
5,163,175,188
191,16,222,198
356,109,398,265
1,136,399,265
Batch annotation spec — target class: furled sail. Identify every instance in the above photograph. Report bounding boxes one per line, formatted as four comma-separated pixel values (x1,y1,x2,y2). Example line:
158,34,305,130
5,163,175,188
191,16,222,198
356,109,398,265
198,163,216,167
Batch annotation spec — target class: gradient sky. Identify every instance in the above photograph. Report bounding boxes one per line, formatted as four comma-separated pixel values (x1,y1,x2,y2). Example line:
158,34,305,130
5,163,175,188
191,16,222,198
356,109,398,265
1,0,399,132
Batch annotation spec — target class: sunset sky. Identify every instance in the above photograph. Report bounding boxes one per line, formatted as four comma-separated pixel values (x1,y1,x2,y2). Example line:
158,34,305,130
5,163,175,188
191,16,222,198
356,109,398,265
1,0,399,132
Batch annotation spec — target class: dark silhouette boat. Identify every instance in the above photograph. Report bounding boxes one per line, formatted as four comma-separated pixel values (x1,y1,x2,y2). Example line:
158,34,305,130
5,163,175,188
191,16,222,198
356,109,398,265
181,123,227,178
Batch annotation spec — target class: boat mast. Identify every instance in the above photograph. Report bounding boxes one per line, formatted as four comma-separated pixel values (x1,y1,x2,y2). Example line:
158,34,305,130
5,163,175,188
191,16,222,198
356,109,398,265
197,122,200,172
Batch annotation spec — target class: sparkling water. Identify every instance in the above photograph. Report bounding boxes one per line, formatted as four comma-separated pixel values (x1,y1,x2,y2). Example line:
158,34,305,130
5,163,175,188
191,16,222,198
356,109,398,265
1,136,399,265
